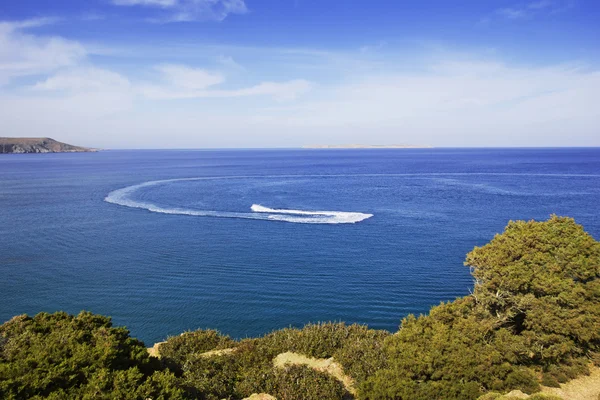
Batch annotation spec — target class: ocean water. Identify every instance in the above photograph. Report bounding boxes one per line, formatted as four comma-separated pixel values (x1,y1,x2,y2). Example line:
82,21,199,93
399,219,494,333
1,148,599,345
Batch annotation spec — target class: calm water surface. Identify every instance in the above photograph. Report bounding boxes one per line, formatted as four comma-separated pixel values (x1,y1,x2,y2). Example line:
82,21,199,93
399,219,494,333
1,148,599,344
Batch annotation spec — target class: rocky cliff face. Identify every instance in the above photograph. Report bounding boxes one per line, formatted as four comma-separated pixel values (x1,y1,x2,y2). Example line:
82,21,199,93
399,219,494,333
0,138,96,154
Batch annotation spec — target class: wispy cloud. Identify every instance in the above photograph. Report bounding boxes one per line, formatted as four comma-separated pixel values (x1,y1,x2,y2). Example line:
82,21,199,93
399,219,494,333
112,0,177,7
0,18,85,86
486,0,574,22
0,17,60,31
216,55,245,71
139,64,311,100
31,68,131,92
154,64,224,89
111,0,248,22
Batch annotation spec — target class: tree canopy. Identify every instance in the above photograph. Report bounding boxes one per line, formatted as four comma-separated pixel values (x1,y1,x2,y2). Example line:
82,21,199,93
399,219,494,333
361,216,600,399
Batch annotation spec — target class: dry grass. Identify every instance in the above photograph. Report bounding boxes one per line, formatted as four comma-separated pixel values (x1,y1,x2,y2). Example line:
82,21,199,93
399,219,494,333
273,351,356,396
146,342,236,359
242,394,277,400
147,341,166,358
540,365,600,400
198,347,236,358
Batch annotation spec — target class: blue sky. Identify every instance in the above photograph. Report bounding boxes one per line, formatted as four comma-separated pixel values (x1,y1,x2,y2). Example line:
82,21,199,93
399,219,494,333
1,0,599,148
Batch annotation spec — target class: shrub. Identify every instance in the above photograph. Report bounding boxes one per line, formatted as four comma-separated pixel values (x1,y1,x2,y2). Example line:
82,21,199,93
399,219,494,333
159,329,236,372
0,311,186,399
362,216,600,399
180,353,240,400
332,327,390,384
266,364,348,400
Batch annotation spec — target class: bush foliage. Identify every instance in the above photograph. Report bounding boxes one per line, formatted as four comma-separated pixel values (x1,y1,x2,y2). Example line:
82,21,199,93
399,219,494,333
159,329,236,372
361,216,600,399
1,216,597,400
0,311,185,399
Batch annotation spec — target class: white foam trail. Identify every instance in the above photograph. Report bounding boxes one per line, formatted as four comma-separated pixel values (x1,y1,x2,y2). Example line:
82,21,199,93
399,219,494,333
105,178,373,224
251,204,372,223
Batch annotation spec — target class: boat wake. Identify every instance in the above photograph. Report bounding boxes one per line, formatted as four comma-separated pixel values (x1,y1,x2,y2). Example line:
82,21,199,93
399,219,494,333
104,178,373,224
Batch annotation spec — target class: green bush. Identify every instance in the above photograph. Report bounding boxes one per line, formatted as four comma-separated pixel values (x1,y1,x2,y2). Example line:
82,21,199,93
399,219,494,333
541,373,561,388
180,352,240,400
256,322,376,359
266,364,348,400
332,327,389,384
159,329,236,372
254,322,389,384
362,216,600,400
0,311,186,399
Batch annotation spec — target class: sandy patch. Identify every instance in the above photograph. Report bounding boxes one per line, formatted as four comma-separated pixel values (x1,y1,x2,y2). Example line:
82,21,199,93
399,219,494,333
242,394,277,400
147,341,166,358
199,347,236,358
540,365,600,400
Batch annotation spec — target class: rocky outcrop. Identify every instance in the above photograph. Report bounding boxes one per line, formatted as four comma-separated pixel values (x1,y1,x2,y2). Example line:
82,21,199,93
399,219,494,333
0,137,96,154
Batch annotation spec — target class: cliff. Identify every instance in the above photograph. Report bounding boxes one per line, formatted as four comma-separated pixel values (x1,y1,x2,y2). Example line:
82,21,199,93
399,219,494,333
0,137,96,154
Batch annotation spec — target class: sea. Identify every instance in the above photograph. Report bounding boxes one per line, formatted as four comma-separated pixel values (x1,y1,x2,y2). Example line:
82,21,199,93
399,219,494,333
1,148,599,345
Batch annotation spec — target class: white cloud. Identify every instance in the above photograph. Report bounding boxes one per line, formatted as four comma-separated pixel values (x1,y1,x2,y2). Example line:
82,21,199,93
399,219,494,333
139,64,311,101
32,68,131,92
0,17,60,31
490,0,573,21
242,60,600,147
219,80,312,101
112,0,178,6
0,18,85,85
497,8,528,19
112,0,248,22
216,54,245,71
155,64,224,89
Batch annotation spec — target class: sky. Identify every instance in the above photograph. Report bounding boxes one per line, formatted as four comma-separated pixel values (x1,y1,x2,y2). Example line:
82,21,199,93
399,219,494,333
0,0,599,148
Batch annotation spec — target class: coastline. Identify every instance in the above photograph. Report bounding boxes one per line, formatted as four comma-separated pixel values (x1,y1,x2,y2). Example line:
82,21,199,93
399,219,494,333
302,144,433,149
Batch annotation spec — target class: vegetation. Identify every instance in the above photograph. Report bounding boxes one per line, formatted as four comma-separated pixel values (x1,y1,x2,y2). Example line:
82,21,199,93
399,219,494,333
360,216,600,399
1,216,598,399
0,311,185,399
158,329,236,372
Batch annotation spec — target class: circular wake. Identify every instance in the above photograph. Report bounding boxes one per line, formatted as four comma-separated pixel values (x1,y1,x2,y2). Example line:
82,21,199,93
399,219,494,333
104,178,373,224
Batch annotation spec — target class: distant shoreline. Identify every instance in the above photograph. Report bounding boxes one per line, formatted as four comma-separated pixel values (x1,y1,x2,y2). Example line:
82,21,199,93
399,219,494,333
0,137,97,154
302,144,433,149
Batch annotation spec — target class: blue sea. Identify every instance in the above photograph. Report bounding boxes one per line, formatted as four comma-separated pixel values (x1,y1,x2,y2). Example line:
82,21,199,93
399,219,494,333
1,148,599,345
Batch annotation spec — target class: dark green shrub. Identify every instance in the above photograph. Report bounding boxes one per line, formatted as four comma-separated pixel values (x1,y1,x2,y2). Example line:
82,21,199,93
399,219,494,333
504,368,540,394
362,216,600,399
332,328,389,384
258,322,369,359
234,362,275,398
267,364,348,400
541,374,561,388
159,329,236,372
0,311,186,399
180,353,240,400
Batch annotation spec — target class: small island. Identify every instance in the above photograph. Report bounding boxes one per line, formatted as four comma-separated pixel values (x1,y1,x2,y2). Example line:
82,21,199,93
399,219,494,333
303,144,433,149
0,137,96,154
